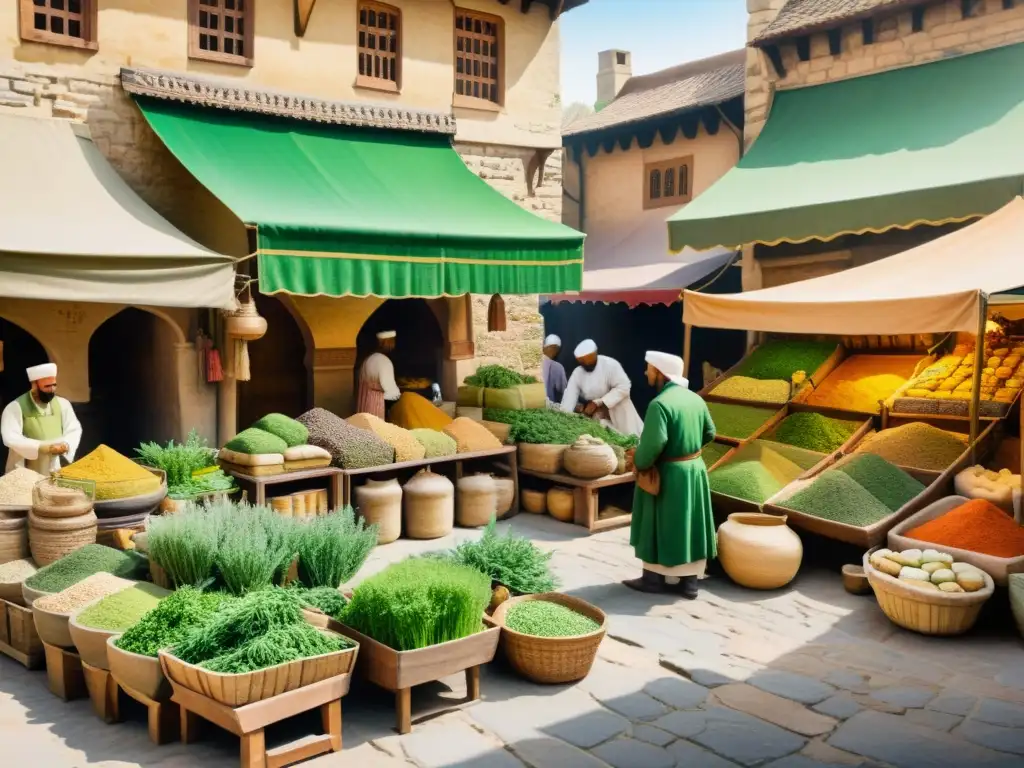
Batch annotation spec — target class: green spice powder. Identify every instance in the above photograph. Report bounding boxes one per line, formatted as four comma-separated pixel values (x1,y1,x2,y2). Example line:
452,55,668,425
854,422,968,472
25,544,148,593
709,460,788,503
835,453,925,512
505,600,600,638
76,582,169,632
783,470,892,527
701,442,731,469
733,340,836,381
705,402,777,440
768,412,861,454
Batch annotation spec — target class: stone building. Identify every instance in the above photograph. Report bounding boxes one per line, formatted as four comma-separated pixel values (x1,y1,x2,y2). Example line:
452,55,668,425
668,0,1024,292
0,0,585,460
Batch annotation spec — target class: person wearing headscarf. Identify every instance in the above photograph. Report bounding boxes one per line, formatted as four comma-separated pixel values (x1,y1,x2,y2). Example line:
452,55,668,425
623,351,716,598
356,331,401,419
560,339,644,437
1,363,82,473
541,334,568,405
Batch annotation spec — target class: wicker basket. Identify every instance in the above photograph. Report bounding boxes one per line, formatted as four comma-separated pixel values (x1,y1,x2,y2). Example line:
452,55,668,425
493,476,515,518
0,515,29,565
562,438,616,480
28,510,98,566
457,474,497,528
518,444,566,474
355,478,402,544
863,549,994,636
521,489,546,514
492,593,606,684
403,469,454,539
547,487,574,523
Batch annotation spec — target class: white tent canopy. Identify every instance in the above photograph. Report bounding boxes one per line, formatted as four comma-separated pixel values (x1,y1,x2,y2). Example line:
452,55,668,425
683,197,1024,335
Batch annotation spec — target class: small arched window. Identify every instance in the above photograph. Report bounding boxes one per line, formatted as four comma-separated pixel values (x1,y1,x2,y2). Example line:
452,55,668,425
644,156,694,209
649,169,662,200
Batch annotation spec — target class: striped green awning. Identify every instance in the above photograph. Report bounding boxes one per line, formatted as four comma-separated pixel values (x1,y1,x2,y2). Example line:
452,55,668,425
134,97,584,298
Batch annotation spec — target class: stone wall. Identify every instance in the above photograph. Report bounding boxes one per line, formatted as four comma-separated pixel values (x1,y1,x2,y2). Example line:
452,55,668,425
746,0,1024,147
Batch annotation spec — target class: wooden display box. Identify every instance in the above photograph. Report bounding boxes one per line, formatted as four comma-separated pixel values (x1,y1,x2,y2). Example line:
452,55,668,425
791,351,934,417
0,598,44,669
117,678,181,745
517,467,635,533
699,342,843,407
222,466,343,508
170,672,350,768
333,618,500,735
706,403,787,447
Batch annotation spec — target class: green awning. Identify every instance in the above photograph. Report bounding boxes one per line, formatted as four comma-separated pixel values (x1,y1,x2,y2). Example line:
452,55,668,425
668,42,1024,251
134,97,583,298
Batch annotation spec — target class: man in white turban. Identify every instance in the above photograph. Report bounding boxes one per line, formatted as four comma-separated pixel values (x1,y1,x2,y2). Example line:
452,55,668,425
560,339,643,437
356,331,401,419
1,363,82,473
541,334,567,405
624,351,716,598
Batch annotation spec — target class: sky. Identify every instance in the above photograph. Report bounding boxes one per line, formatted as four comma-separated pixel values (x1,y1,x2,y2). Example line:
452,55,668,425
560,0,748,107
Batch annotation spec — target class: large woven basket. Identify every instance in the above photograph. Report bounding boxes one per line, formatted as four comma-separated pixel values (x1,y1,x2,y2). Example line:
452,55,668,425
355,478,402,544
28,510,98,566
521,489,546,514
546,487,574,523
863,549,994,636
492,593,606,684
518,444,566,474
563,441,616,480
493,476,515,518
0,515,29,565
403,469,454,540
456,474,497,528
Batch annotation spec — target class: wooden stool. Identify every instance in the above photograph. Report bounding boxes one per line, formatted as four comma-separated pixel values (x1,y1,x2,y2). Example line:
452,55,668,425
116,680,180,745
42,642,86,701
81,662,120,723
170,673,349,768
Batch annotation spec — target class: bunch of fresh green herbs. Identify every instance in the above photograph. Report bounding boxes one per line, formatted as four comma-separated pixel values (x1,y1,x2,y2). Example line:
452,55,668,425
147,502,223,588
294,586,348,619
294,506,377,589
114,587,236,658
442,518,556,594
135,429,236,500
339,558,490,651
214,502,297,596
483,408,638,448
465,365,537,388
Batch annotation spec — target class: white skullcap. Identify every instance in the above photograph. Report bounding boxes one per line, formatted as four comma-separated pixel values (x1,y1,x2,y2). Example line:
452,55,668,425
376,330,396,340
645,351,689,389
543,334,561,348
26,363,57,382
574,339,598,358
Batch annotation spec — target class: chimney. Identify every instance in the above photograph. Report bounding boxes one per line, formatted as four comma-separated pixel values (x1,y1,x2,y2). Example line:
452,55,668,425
596,49,631,110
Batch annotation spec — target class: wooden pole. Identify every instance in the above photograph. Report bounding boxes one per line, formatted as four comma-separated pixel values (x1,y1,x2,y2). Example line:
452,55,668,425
683,322,693,383
969,292,987,463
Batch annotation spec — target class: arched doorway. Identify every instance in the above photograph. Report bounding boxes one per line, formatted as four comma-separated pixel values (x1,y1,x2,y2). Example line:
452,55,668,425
0,319,50,470
238,293,310,428
85,308,180,458
354,299,444,402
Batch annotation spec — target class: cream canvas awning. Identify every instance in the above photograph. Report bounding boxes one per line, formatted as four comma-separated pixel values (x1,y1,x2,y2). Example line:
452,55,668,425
683,197,1024,334
0,112,236,309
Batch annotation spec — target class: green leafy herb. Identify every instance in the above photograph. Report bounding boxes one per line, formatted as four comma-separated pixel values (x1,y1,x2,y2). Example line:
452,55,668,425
442,518,557,594
147,503,222,588
483,408,638,448
294,507,378,589
295,586,348,619
114,587,235,658
215,503,297,596
135,429,236,500
465,365,537,388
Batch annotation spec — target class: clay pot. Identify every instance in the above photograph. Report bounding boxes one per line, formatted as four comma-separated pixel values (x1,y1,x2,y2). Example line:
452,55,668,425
547,487,574,524
402,469,454,539
521,489,546,514
716,513,802,590
355,478,403,544
456,474,497,528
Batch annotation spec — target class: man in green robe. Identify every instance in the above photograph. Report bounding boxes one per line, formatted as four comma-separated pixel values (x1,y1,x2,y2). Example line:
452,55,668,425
624,351,716,599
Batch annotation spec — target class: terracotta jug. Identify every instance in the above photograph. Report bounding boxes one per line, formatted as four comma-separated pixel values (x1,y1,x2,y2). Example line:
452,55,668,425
717,512,802,590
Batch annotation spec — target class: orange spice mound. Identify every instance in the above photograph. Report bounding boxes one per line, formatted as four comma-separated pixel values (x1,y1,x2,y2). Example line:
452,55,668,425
906,499,1024,558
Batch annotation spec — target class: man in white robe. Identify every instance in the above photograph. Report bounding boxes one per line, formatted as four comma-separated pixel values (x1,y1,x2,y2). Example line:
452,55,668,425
356,331,401,419
1,363,83,474
560,340,644,437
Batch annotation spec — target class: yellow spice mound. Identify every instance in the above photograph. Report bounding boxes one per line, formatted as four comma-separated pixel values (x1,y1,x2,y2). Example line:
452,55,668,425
443,417,503,453
347,413,426,463
60,444,161,500
807,355,922,414
388,392,453,432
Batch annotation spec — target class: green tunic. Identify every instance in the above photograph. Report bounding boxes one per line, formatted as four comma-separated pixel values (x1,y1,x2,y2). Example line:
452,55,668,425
629,383,717,567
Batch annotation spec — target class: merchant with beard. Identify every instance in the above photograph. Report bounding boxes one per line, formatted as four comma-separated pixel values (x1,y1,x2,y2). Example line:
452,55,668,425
1,363,82,473
560,339,644,437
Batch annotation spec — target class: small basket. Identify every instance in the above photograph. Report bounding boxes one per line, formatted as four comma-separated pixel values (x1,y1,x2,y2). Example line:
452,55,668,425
547,487,574,523
563,440,616,480
521,489,546,514
518,444,566,474
491,593,606,684
28,510,98,566
863,548,994,636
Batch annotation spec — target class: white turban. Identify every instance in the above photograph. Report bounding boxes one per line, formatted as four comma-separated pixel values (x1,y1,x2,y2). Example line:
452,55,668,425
543,334,561,348
645,351,688,388
376,330,396,340
27,363,57,382
574,339,597,358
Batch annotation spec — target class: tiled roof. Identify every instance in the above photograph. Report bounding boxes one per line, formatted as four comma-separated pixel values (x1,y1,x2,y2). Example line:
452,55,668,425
753,0,921,45
563,49,745,138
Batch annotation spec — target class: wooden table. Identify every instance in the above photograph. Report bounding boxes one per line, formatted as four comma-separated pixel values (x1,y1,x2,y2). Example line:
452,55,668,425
224,466,343,508
518,468,635,533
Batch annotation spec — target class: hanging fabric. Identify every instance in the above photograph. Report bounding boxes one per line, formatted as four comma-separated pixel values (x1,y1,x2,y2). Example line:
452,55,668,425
487,293,507,332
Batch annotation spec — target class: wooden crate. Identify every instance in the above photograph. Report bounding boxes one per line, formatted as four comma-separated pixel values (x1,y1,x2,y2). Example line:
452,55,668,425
516,468,635,533
0,598,44,669
699,342,843,407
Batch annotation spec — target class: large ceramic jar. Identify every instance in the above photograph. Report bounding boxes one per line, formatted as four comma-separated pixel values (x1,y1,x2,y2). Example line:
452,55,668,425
717,513,802,590
456,474,497,528
402,469,454,539
355,478,403,544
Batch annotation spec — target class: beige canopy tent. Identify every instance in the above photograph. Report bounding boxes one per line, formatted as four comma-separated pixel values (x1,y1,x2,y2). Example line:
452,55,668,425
0,112,236,309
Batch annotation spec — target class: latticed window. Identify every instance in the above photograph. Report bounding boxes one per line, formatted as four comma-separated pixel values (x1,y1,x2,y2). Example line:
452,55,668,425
189,0,253,66
357,2,401,91
644,157,694,210
19,0,97,50
454,9,502,105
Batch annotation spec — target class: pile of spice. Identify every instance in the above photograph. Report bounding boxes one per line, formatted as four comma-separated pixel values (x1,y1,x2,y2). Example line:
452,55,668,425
410,428,458,458
34,572,135,613
389,392,453,431
782,471,892,527
115,587,236,658
443,417,504,453
0,467,45,506
806,355,922,413
298,408,395,469
0,558,37,584
701,441,731,468
60,444,161,500
709,444,812,503
835,453,925,511
24,543,148,593
505,600,601,638
854,422,968,471
75,582,170,631
348,413,426,463
706,402,778,441
766,412,861,454
906,499,1024,558
710,376,790,404
734,340,837,381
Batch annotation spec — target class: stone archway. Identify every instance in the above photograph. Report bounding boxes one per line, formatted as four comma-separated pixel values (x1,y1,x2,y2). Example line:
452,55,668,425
0,318,51,470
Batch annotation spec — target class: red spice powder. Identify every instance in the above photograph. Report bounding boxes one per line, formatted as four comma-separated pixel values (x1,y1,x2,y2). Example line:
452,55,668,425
906,499,1024,558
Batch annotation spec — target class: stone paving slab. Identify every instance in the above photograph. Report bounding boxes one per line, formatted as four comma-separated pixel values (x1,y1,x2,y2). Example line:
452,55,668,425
747,670,837,705
714,683,838,736
592,737,675,768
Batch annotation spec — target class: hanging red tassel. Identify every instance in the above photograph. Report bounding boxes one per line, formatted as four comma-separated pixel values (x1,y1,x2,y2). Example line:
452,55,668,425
207,347,224,383
487,293,507,332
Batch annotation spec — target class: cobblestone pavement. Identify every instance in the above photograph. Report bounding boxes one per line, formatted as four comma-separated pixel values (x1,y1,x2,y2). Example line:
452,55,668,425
2,515,1022,767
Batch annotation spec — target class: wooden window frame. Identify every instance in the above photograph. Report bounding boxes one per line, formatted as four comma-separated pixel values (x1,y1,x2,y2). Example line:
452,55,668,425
643,156,694,210
18,0,98,51
355,1,402,94
188,0,254,68
452,6,504,113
